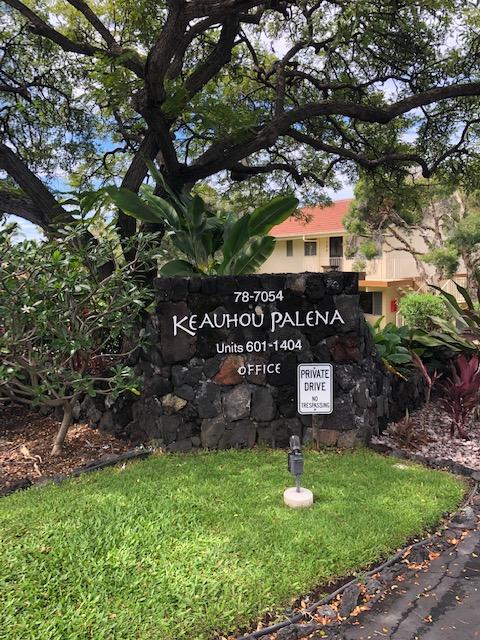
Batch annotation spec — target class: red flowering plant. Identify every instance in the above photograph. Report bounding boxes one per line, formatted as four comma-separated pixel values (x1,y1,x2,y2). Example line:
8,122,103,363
440,354,480,439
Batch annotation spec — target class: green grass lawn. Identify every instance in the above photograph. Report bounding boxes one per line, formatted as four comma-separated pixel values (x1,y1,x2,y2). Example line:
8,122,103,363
0,449,465,640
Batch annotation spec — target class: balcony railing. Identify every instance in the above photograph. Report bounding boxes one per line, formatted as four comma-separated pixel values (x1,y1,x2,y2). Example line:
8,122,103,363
329,256,343,269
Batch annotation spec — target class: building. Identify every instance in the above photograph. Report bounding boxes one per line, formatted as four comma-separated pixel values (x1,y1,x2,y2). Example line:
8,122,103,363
259,199,466,325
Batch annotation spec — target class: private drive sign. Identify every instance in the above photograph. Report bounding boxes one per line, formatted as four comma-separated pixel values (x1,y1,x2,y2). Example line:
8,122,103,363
297,363,333,415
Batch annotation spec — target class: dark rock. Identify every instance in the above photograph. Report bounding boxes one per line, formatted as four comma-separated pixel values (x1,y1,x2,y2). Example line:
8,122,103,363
157,301,196,363
196,382,221,418
158,415,183,445
131,397,163,440
201,278,217,295
201,415,226,448
174,384,195,402
334,295,360,333
213,355,244,385
343,272,358,294
251,387,276,421
267,352,297,386
339,583,361,618
327,334,361,363
98,411,114,433
101,272,402,451
451,506,476,530
305,275,325,301
167,438,193,453
81,396,103,425
144,375,172,397
259,418,301,447
364,578,382,595
277,387,296,417
153,277,172,301
222,385,251,421
325,272,344,294
322,396,355,431
188,277,202,293
315,605,337,619
276,623,321,640
219,419,256,449
336,430,357,448
172,364,203,387
171,278,188,301
203,357,221,379
285,273,306,293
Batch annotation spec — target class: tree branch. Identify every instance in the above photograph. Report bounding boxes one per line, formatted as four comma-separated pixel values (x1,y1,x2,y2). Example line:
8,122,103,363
65,0,118,49
0,188,45,225
184,17,240,97
0,143,70,230
5,0,145,78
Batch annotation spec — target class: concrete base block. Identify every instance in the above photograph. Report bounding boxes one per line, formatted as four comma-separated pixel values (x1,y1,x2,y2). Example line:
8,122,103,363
283,487,314,508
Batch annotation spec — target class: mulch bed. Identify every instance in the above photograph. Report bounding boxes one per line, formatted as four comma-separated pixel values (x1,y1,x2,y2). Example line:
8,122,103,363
0,405,133,493
372,398,480,472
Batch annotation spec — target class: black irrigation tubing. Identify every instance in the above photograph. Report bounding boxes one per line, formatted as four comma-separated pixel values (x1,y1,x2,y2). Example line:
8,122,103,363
236,481,479,640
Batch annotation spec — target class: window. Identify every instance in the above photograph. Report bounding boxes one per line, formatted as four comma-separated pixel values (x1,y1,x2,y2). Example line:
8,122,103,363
360,291,383,316
286,239,293,256
329,236,343,258
304,241,317,256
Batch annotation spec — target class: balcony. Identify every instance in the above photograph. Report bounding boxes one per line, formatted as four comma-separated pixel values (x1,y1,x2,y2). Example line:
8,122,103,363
321,256,344,271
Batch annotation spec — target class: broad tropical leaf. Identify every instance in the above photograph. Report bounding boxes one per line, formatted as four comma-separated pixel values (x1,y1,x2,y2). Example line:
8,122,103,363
228,236,276,275
221,215,251,268
105,187,162,224
248,196,298,236
160,260,201,276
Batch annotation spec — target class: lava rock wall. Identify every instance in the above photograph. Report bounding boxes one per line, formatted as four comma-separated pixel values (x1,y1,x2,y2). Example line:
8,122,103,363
85,272,393,450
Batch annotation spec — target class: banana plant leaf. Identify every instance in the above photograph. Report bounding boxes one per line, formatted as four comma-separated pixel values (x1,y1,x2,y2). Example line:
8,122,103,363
227,236,276,275
160,260,202,276
248,196,298,236
220,215,251,271
105,187,163,224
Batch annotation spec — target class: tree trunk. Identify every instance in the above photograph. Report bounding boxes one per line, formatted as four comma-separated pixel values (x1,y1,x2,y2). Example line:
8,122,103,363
51,402,73,456
462,251,479,301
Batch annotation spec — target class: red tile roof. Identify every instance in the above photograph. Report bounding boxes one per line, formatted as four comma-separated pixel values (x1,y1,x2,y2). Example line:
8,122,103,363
270,198,353,237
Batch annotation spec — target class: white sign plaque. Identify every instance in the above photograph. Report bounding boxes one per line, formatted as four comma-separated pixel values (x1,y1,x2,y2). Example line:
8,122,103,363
297,363,333,415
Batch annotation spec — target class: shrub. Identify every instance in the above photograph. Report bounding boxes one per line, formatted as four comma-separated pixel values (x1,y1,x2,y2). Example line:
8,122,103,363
369,318,412,376
414,283,480,355
0,223,157,455
440,354,480,438
398,293,447,331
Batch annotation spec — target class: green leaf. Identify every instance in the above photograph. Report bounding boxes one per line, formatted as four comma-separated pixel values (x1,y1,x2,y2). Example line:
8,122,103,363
190,195,206,230
228,236,276,275
160,260,201,276
388,353,412,364
221,215,251,268
454,281,474,310
248,196,298,236
105,187,162,224
139,188,179,227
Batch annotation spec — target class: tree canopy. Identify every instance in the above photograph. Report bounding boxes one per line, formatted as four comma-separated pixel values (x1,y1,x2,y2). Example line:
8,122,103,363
2,0,480,240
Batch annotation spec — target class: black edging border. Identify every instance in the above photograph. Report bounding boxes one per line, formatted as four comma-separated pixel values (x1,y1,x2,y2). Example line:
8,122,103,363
0,447,154,498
